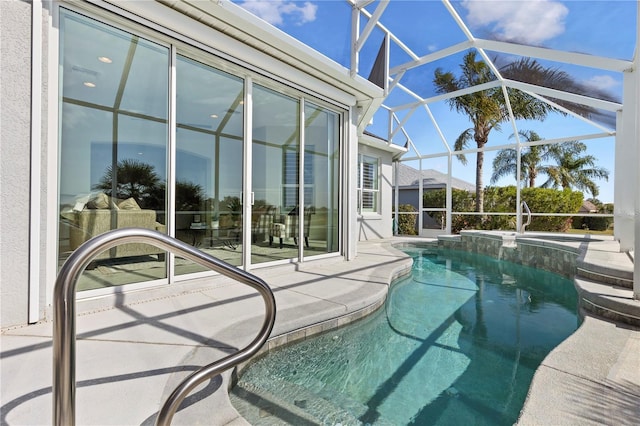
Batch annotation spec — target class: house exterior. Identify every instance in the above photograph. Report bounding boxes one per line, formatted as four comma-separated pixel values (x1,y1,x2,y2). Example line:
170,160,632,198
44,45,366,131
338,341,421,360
393,163,474,235
394,163,474,204
0,0,400,329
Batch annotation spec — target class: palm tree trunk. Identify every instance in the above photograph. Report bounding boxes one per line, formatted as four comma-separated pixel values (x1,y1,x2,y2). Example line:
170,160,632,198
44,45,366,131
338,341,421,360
476,150,484,213
529,170,536,188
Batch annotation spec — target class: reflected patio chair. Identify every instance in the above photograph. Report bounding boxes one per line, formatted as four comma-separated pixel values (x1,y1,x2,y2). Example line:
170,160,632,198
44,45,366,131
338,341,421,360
288,206,312,248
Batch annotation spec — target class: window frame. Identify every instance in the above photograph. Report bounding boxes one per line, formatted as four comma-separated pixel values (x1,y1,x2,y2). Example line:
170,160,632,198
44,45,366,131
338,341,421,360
357,154,380,215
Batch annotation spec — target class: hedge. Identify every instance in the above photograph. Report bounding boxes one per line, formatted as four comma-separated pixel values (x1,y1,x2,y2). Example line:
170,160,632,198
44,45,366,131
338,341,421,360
397,204,418,235
423,186,583,233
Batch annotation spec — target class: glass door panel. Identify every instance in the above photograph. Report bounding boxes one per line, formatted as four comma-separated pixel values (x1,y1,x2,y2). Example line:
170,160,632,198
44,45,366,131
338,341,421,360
58,9,169,291
304,103,340,255
251,86,300,264
175,55,244,273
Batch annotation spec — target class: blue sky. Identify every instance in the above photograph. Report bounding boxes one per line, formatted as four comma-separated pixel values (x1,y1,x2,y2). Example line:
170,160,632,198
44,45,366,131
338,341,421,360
234,0,638,202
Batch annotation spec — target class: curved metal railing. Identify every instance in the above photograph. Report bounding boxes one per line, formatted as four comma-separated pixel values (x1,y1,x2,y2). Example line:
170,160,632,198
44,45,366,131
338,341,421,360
52,228,276,426
519,201,532,234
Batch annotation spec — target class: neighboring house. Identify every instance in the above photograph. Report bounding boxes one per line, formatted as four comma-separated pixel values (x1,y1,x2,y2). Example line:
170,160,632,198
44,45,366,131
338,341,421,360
0,0,400,329
393,163,474,233
580,200,599,213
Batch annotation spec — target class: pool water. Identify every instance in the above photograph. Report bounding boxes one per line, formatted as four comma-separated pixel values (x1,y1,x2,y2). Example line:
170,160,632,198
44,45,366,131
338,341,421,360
230,247,579,425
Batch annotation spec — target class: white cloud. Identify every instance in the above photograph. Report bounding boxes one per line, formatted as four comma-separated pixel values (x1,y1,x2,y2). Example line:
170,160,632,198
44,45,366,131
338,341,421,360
584,75,619,91
239,0,317,26
461,0,568,45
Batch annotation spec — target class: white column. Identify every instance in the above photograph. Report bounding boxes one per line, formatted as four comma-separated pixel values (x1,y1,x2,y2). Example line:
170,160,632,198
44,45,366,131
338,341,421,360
615,73,636,252
418,158,423,235
29,0,43,323
242,78,253,269
446,154,452,234
634,20,640,299
393,161,399,235
346,105,359,260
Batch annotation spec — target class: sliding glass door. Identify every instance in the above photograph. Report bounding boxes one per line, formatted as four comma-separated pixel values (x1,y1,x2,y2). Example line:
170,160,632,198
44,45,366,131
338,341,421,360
304,103,340,255
250,86,301,264
174,56,244,274
58,9,169,291
58,8,342,293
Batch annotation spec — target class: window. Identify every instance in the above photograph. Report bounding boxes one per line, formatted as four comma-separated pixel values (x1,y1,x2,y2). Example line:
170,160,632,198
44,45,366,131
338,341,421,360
358,154,379,213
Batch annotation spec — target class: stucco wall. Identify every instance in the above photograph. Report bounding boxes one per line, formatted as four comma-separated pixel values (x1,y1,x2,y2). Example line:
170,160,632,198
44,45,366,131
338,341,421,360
357,144,394,241
1,0,32,328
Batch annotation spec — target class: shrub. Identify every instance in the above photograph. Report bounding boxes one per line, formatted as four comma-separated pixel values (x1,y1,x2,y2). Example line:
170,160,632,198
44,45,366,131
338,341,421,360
424,186,583,233
520,187,583,232
397,204,418,235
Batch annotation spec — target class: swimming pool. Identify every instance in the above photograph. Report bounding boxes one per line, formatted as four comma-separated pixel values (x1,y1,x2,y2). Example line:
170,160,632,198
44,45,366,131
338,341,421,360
230,247,579,425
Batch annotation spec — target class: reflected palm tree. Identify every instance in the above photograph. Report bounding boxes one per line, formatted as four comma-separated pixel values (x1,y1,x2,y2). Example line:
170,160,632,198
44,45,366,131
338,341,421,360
95,159,205,211
94,159,161,208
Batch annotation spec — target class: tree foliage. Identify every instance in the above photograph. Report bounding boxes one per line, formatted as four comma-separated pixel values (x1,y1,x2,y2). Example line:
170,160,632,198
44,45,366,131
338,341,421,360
397,204,418,235
540,142,609,197
433,52,560,212
490,130,557,187
94,159,205,211
94,159,162,209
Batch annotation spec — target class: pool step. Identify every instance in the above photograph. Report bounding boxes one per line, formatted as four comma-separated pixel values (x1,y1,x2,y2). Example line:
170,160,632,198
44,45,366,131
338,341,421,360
573,240,638,327
574,276,640,327
576,250,634,289
230,378,377,426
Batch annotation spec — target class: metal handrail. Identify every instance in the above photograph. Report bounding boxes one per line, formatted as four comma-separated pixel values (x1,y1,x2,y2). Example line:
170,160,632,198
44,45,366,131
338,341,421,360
53,228,276,426
520,201,532,234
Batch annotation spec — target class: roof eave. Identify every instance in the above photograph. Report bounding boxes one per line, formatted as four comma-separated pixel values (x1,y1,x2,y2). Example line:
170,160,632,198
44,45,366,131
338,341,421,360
167,0,384,102
359,132,407,156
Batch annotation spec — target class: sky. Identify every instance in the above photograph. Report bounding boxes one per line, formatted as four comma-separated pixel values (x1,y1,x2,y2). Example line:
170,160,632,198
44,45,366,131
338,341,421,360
233,0,638,203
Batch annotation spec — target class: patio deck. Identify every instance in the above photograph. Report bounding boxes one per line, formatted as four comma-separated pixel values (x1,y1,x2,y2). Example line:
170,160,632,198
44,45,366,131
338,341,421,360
1,239,638,425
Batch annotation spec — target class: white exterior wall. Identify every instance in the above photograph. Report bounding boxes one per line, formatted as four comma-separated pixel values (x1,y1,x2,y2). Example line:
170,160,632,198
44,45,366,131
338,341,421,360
1,0,34,327
357,144,394,241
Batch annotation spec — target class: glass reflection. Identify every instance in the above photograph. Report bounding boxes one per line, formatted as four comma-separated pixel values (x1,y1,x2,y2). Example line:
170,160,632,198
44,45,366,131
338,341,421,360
251,86,300,264
304,103,340,255
58,9,169,291
175,56,244,273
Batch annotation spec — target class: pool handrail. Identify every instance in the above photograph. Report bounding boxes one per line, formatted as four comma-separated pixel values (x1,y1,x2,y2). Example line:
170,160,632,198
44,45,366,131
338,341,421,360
52,227,276,426
520,201,532,233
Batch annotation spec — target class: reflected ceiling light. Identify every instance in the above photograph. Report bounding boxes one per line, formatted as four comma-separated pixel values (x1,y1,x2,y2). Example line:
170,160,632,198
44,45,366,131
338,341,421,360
239,100,244,105
210,114,219,118
83,81,96,88
97,56,112,64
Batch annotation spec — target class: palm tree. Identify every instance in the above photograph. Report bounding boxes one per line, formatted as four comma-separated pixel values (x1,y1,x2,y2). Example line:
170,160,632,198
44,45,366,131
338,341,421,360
541,141,609,197
94,159,161,207
490,130,554,187
434,52,559,212
498,57,619,128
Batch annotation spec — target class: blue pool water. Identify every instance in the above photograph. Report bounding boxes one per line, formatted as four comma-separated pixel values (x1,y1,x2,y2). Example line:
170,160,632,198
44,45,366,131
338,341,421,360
231,247,579,425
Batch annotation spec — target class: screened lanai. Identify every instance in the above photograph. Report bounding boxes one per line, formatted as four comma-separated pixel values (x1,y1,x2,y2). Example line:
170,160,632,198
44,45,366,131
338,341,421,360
236,0,639,296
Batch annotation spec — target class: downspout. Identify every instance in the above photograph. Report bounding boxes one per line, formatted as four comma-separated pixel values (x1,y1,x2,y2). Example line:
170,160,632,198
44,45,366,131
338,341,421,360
29,0,43,323
394,160,399,235
634,11,640,300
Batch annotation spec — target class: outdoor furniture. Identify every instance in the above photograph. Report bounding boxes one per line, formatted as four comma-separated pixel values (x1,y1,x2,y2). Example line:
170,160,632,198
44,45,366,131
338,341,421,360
269,222,286,249
268,206,313,249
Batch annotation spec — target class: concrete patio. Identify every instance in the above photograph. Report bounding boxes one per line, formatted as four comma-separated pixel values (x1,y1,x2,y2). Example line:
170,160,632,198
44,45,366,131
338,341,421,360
1,238,639,425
